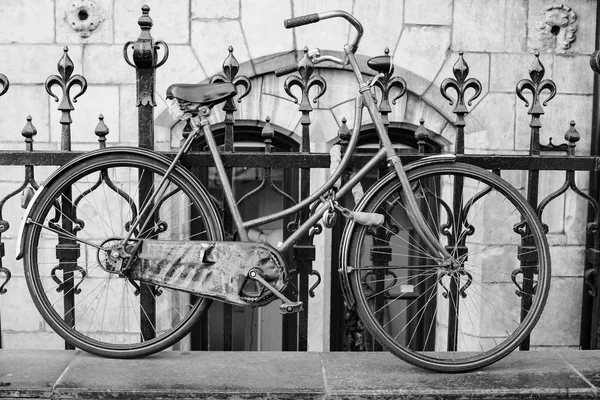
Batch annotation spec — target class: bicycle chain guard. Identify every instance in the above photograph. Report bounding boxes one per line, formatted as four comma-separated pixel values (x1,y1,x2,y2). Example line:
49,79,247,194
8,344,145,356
127,239,289,307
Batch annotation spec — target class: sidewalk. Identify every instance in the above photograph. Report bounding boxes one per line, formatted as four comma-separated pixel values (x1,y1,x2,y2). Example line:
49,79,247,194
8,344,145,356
1,349,599,399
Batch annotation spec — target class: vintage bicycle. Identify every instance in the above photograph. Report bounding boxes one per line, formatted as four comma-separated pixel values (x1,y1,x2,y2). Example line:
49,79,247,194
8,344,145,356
16,11,550,372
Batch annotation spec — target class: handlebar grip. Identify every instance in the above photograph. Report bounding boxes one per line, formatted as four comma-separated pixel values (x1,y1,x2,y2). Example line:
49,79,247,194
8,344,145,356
284,13,320,29
274,64,299,77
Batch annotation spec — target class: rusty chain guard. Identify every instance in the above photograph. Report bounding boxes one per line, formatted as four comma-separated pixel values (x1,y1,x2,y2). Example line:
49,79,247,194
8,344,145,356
128,239,289,307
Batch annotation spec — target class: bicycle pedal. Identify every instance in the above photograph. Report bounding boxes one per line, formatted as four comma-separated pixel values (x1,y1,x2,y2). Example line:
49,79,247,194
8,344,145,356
279,301,303,314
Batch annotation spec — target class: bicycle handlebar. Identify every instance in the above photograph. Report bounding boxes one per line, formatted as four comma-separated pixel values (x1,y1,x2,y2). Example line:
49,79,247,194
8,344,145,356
284,10,363,52
284,13,320,29
274,63,299,77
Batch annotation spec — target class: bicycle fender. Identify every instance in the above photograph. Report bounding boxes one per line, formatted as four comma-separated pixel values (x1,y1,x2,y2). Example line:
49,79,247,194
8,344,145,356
16,146,218,260
16,183,45,260
338,153,456,308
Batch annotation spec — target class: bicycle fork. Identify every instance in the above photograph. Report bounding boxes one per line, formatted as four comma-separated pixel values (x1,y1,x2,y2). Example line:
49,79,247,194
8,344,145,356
359,85,453,265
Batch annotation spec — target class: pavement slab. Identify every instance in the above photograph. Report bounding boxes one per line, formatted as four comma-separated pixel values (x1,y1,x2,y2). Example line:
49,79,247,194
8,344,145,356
0,349,598,399
321,351,598,399
560,350,600,390
53,351,325,399
0,349,77,399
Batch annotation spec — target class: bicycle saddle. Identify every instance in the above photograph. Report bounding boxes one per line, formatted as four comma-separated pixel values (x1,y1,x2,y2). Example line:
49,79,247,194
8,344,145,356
166,82,237,106
367,55,394,74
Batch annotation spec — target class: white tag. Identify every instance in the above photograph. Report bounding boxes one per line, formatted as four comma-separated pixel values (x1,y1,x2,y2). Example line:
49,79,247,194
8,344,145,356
400,285,414,293
166,97,191,121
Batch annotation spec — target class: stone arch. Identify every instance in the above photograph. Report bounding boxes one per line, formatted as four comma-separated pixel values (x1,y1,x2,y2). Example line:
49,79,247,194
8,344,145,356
155,50,471,152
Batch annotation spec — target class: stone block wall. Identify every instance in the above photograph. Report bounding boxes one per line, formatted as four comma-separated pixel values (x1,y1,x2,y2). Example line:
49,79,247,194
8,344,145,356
0,0,597,351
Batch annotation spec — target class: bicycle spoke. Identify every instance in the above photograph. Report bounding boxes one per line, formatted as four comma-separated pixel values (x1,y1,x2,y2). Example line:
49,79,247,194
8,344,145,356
23,156,221,356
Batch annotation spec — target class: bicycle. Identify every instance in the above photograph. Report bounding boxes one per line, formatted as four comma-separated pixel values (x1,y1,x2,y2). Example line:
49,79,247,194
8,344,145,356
16,11,550,372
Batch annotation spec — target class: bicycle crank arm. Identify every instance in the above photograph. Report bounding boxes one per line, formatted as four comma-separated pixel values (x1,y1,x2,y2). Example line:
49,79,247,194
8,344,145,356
248,268,303,314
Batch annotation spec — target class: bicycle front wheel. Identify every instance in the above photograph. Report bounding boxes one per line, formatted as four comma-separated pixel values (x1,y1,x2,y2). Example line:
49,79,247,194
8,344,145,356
22,150,223,358
343,162,550,372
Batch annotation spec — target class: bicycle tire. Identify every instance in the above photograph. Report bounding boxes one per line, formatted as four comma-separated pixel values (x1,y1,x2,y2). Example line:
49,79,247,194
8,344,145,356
22,150,223,358
341,162,550,372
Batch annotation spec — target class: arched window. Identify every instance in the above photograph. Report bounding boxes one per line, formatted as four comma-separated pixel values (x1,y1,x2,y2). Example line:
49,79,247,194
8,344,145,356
190,121,299,351
330,123,442,352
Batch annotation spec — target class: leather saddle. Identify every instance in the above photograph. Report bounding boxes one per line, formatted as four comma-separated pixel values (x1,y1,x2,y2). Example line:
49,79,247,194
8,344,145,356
166,82,237,107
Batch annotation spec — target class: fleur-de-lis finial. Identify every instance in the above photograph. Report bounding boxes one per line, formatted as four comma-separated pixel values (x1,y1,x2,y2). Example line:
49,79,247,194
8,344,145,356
0,72,9,98
516,52,556,117
372,48,407,126
211,46,251,112
223,46,239,81
591,50,600,75
440,51,482,154
45,46,88,125
284,47,327,120
440,51,482,118
0,262,9,294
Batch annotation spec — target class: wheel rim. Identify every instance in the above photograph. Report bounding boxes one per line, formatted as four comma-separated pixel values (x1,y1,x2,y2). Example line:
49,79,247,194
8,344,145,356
348,164,549,370
25,156,220,355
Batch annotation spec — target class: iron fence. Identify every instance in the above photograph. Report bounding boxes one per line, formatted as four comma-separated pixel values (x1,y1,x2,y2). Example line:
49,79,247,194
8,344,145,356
0,6,599,351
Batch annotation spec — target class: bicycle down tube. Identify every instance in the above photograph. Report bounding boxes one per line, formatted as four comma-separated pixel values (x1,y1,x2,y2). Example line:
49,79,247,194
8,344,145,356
247,11,452,262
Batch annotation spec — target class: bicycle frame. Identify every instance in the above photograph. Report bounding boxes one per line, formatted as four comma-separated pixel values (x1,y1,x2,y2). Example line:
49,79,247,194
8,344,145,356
199,49,451,261
201,95,384,253
123,10,452,265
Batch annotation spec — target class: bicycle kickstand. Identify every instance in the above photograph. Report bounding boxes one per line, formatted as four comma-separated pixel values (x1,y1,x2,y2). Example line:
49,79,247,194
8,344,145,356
247,268,303,314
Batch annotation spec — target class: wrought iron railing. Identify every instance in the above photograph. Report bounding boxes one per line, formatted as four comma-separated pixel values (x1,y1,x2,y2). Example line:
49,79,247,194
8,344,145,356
0,5,599,351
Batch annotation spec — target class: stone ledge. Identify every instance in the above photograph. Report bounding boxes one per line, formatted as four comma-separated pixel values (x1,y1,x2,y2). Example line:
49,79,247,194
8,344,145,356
0,349,599,399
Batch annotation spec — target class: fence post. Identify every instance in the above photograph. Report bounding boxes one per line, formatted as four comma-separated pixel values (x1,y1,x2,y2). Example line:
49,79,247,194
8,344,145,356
586,47,600,349
211,46,251,351
123,4,169,342
45,47,87,350
515,53,556,350
0,115,40,348
0,72,9,308
0,73,11,348
374,48,406,132
283,48,326,350
439,52,483,350
123,4,168,149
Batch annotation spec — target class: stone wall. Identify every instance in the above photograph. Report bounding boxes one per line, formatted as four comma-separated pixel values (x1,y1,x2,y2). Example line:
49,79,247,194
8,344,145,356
0,0,596,351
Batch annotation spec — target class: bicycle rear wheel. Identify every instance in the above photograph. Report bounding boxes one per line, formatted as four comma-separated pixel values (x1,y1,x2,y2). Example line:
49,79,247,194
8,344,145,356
22,150,223,358
342,162,550,372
